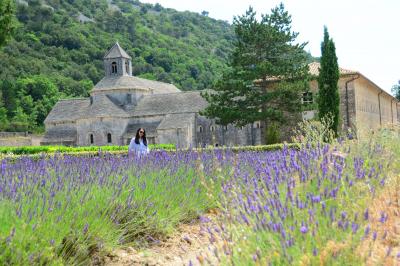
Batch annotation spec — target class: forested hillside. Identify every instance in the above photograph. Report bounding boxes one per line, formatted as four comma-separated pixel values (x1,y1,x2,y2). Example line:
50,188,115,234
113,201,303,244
0,0,235,132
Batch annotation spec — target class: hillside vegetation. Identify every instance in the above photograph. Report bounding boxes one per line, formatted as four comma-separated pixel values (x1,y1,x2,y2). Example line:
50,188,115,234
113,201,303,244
0,0,234,132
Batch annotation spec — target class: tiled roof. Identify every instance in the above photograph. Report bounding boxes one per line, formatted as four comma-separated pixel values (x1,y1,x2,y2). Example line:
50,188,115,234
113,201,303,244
157,113,195,129
45,95,130,123
92,76,180,94
87,94,130,118
44,98,89,123
103,42,131,59
132,91,208,117
308,62,358,76
262,62,358,82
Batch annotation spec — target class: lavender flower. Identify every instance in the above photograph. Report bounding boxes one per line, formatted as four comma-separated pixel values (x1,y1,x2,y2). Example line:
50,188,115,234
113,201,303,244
363,208,369,221
300,225,308,234
313,247,318,256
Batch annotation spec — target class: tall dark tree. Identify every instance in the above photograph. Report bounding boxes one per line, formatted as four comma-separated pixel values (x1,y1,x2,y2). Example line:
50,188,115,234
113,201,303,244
391,80,400,101
0,99,9,131
202,4,309,142
317,26,340,134
0,0,16,47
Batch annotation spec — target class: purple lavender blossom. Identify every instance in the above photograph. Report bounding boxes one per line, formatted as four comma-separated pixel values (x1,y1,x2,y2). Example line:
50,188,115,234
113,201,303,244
372,231,377,241
300,225,308,234
351,222,359,234
379,212,388,223
363,208,369,221
364,225,370,237
313,247,318,256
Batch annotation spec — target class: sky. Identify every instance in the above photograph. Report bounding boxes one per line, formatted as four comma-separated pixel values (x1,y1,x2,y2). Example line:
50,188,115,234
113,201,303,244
141,0,399,94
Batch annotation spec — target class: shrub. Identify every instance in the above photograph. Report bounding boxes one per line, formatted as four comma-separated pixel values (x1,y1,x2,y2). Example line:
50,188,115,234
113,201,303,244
265,122,281,144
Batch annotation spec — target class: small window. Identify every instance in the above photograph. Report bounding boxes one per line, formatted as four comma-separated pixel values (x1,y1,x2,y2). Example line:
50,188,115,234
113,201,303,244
197,125,203,133
302,91,313,105
210,125,215,132
90,134,94,144
111,62,117,74
224,125,228,131
107,133,112,143
125,61,129,74
256,122,260,129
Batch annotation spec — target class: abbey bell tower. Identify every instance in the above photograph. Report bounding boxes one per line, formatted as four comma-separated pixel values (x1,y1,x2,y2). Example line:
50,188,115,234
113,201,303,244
103,42,132,77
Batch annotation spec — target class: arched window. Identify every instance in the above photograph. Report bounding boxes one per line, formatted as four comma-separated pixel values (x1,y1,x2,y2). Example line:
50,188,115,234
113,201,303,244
111,62,117,74
107,133,112,143
197,125,203,133
125,61,129,74
90,134,94,144
256,122,260,129
210,125,215,132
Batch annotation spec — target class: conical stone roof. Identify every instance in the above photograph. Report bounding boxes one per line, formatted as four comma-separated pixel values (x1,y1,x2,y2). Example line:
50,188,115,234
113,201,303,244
103,42,131,59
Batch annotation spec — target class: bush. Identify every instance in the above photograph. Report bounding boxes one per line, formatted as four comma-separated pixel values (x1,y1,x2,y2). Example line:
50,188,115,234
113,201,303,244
292,116,335,144
265,122,281,144
0,144,176,155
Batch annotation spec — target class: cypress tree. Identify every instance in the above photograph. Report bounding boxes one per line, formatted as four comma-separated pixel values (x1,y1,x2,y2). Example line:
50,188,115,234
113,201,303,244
317,26,340,134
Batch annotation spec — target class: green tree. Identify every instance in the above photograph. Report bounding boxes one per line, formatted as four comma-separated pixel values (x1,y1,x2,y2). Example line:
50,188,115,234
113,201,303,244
0,79,18,117
16,75,59,102
10,107,30,132
391,80,400,101
0,0,16,47
16,75,60,125
201,4,309,140
317,26,340,135
0,99,9,131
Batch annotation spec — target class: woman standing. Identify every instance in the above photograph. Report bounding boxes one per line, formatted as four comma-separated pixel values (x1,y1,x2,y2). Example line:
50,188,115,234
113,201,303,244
129,128,149,155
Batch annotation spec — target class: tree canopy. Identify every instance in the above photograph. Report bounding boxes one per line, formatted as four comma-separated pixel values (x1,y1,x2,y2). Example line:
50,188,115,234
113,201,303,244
201,4,309,130
391,80,400,101
317,26,340,135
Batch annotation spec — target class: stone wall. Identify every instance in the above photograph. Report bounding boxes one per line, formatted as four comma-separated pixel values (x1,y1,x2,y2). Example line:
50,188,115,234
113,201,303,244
338,77,357,132
157,127,190,148
195,115,262,147
354,76,399,134
76,117,129,146
0,138,31,146
0,132,29,138
0,132,45,146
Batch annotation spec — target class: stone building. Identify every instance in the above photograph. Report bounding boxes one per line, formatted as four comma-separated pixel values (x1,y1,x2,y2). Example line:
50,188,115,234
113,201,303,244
42,43,399,147
304,62,399,134
42,43,262,147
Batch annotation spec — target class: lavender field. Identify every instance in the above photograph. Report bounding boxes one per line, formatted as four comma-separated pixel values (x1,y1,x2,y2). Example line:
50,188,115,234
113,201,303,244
1,128,399,265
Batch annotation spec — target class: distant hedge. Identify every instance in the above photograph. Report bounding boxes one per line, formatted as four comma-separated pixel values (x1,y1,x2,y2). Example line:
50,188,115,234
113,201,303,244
218,143,301,152
0,143,302,160
0,144,176,155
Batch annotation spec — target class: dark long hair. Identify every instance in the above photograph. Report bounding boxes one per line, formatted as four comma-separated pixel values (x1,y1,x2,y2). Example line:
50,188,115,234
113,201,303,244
135,128,147,146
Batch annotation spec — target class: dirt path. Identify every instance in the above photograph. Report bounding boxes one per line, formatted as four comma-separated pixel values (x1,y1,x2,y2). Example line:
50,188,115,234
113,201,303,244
103,212,221,266
356,182,400,265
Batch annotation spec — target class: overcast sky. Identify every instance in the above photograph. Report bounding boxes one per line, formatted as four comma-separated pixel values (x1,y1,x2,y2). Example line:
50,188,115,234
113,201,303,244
141,0,399,94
